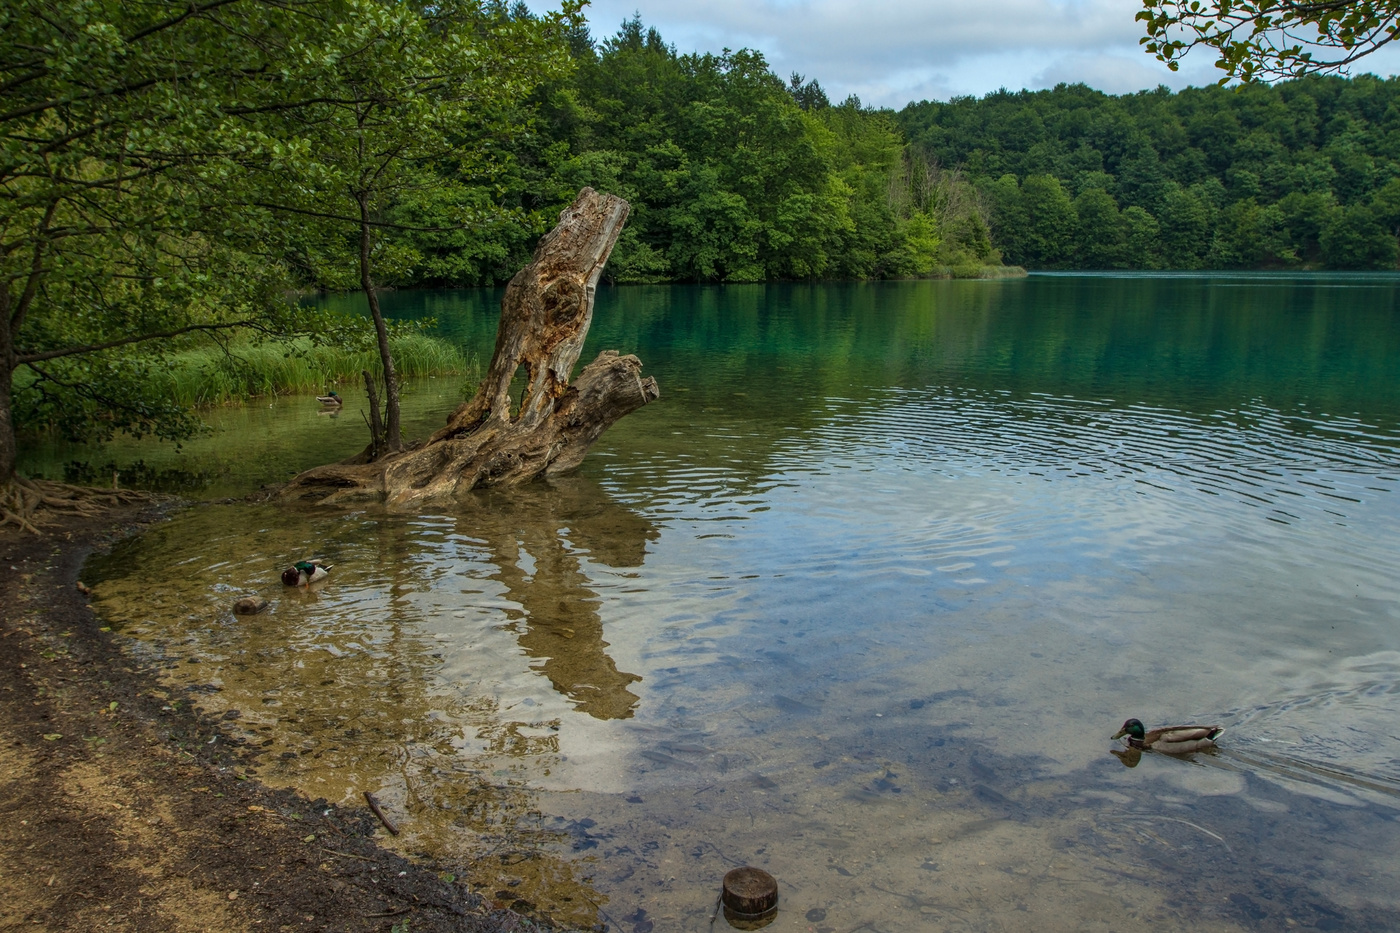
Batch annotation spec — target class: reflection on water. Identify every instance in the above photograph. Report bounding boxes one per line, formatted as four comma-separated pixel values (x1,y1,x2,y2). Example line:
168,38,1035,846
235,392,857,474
469,480,655,721
79,276,1400,930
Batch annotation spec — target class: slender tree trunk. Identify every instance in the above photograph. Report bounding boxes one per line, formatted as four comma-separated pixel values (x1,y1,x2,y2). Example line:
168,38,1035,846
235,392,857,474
362,369,383,455
0,349,16,485
357,193,402,454
1,202,57,484
1,279,19,483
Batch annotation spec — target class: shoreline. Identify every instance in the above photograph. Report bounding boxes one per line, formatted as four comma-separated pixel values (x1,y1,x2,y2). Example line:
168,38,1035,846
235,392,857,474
0,501,572,933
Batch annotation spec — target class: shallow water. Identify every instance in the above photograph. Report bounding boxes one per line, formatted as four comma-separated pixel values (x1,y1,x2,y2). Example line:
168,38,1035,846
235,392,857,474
71,275,1400,930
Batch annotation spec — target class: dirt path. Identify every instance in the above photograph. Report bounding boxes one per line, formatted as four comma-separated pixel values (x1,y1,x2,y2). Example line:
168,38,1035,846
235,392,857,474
0,503,573,933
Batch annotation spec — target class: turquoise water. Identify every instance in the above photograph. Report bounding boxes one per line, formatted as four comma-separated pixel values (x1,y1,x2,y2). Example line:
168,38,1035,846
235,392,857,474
69,276,1400,930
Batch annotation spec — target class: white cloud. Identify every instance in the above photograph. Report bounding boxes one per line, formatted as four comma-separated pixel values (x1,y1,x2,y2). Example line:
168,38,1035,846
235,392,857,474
529,0,1400,107
1033,52,1210,96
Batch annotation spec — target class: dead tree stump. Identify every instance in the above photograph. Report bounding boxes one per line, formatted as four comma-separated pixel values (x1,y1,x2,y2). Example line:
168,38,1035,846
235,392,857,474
282,188,658,506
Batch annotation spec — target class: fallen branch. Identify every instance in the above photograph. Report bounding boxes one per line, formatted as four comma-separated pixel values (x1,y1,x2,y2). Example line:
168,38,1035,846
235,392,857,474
362,791,399,836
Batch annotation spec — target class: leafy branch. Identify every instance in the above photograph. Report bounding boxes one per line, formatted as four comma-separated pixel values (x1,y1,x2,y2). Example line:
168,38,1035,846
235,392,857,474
1138,0,1400,82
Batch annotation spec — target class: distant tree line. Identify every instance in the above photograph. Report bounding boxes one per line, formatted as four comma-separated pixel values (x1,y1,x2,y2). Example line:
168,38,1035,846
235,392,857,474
898,77,1400,270
384,18,1400,281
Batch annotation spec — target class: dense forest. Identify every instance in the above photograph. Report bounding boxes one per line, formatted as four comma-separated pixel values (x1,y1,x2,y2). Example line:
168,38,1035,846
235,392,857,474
898,77,1400,271
376,17,1400,283
377,16,1004,287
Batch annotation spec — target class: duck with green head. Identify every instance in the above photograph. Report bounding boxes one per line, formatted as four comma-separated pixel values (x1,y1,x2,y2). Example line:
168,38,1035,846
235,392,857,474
1113,718,1224,754
316,391,342,406
282,559,331,587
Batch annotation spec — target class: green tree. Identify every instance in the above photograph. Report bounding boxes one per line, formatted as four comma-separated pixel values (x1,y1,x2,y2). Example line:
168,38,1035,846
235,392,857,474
1073,188,1127,268
1121,206,1163,268
1321,203,1399,268
1210,199,1291,266
1020,175,1077,268
1369,176,1400,235
1,0,346,490
983,175,1027,265
263,0,578,454
1158,183,1216,268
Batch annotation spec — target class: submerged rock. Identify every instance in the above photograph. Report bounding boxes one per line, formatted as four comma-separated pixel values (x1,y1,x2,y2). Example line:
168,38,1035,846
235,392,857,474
233,596,269,615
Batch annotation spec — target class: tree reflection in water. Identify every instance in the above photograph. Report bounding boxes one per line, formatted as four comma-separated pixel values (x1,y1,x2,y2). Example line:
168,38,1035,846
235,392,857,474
461,476,655,721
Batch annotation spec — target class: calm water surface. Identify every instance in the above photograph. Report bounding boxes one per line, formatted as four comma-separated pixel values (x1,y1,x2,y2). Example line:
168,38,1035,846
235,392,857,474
52,275,1400,930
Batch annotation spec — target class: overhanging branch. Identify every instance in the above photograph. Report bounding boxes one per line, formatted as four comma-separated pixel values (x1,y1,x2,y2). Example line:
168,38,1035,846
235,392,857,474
250,200,479,233
16,319,275,365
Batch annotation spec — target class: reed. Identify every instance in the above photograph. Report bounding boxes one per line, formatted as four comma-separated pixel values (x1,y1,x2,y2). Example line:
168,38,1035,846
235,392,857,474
158,335,475,407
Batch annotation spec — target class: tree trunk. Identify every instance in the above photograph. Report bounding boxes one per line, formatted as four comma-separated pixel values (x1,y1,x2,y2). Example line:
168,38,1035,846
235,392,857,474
358,193,402,454
282,188,658,507
361,369,384,457
0,354,15,485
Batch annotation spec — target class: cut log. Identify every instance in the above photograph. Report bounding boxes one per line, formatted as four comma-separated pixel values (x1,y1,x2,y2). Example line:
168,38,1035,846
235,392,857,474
282,188,658,506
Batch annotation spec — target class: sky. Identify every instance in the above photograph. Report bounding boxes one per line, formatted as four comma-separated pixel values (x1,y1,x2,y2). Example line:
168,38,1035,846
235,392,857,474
527,0,1400,109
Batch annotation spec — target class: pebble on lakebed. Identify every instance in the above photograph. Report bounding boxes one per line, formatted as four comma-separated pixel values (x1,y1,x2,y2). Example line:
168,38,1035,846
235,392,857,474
232,596,269,615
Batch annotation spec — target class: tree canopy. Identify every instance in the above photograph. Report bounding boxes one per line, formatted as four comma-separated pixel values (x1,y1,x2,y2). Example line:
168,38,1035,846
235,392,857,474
1,0,577,486
352,16,1004,287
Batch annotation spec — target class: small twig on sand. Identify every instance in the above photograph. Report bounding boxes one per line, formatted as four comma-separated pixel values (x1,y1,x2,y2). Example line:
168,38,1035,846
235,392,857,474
363,791,399,835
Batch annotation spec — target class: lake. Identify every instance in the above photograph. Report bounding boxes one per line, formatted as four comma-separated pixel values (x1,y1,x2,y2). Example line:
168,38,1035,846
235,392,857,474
35,275,1400,931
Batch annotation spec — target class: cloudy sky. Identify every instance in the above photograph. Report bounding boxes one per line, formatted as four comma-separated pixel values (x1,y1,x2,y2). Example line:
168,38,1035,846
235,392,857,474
528,0,1400,109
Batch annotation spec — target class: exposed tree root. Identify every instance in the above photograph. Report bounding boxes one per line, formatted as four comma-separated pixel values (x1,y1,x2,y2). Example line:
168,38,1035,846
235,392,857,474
1,476,151,534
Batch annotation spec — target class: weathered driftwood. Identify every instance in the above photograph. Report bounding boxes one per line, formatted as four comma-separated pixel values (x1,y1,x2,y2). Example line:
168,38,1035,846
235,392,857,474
282,188,658,506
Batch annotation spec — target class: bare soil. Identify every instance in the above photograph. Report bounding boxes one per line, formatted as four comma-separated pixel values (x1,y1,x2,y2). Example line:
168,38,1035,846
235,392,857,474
0,502,579,933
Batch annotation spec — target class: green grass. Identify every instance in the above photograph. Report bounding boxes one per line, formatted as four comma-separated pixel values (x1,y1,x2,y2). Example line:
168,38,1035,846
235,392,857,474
159,335,476,407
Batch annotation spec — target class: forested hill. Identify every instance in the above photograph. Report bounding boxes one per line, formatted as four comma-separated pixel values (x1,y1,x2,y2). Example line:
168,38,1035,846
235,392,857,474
393,17,1400,284
897,78,1400,271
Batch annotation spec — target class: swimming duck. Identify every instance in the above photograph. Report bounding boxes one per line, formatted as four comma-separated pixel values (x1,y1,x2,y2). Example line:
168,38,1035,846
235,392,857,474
316,391,342,406
1112,718,1224,754
281,559,332,586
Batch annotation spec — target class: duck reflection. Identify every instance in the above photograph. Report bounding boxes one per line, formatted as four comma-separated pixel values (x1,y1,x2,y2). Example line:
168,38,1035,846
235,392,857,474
457,476,656,720
1110,747,1143,768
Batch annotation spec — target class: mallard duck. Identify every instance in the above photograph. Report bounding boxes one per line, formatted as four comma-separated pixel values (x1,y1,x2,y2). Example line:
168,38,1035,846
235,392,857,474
1113,718,1224,754
317,391,342,406
281,559,332,587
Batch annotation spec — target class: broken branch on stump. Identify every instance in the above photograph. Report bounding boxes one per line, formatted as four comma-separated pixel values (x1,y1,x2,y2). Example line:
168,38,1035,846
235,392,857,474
282,188,658,506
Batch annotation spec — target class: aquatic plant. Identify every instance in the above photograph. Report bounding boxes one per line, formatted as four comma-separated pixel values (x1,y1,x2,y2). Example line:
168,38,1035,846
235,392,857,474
156,335,476,408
